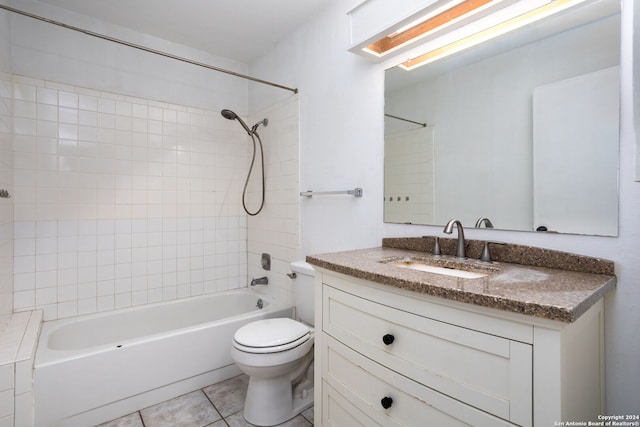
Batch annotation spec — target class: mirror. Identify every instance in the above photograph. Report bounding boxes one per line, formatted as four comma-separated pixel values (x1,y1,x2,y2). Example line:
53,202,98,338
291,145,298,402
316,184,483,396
384,0,621,236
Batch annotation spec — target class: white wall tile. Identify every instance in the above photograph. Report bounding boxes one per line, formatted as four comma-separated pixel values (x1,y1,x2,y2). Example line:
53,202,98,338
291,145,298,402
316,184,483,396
0,365,13,392
34,271,55,289
147,288,162,304
59,91,78,109
14,390,33,427
12,291,34,311
14,360,31,396
13,84,35,103
40,304,57,321
0,415,13,427
12,257,33,275
114,292,131,309
78,95,97,112
35,288,56,306
57,301,77,318
35,238,56,255
10,77,266,320
35,254,56,272
12,273,33,293
36,88,57,106
247,96,300,306
77,297,96,315
77,281,96,298
0,389,13,418
13,221,36,244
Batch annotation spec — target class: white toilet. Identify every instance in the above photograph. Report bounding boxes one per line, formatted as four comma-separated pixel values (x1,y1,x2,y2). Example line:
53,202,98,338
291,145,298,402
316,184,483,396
231,261,315,426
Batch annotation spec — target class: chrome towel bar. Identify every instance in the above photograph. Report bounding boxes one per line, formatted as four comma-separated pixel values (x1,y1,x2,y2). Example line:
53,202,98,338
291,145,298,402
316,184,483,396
300,188,363,198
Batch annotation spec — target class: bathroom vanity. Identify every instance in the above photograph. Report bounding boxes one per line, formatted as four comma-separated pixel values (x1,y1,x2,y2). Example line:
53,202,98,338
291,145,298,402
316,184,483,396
307,238,616,427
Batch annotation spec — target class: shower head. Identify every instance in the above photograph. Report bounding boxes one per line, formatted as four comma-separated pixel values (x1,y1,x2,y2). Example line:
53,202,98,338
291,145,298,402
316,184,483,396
220,109,237,120
221,109,251,134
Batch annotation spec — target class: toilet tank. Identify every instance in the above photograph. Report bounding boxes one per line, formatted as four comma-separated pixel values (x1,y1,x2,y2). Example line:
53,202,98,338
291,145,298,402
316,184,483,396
291,261,315,325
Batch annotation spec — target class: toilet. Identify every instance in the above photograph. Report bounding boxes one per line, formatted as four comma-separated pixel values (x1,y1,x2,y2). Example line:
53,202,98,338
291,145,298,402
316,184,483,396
231,261,315,426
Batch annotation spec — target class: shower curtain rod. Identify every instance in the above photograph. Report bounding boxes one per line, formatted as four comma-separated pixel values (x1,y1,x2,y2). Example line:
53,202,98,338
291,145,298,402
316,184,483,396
385,113,427,127
0,4,298,94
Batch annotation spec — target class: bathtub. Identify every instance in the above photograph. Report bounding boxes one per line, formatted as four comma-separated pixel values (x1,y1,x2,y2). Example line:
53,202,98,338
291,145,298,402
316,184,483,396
34,289,291,427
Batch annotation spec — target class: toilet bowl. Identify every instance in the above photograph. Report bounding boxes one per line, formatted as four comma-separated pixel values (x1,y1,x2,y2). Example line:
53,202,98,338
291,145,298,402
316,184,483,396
230,261,316,426
231,318,314,426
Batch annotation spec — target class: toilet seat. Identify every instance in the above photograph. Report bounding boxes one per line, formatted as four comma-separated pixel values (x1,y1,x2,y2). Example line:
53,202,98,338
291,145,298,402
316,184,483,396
233,318,311,354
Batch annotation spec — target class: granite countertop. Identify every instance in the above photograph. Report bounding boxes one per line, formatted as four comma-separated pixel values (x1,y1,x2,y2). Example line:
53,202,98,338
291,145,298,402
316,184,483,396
306,238,616,322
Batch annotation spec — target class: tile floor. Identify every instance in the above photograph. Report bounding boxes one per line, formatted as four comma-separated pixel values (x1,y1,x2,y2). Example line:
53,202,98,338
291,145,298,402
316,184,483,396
97,374,314,427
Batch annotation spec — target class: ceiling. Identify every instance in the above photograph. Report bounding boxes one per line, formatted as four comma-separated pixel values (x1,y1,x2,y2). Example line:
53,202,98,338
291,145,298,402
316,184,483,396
36,0,329,63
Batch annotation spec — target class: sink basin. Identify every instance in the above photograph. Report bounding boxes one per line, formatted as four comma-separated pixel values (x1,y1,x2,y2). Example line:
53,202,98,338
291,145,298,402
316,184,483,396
382,256,498,279
391,261,489,279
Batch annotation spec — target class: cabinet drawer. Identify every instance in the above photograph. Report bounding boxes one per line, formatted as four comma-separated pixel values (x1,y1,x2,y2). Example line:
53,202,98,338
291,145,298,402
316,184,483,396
323,336,514,426
323,285,532,426
322,382,376,427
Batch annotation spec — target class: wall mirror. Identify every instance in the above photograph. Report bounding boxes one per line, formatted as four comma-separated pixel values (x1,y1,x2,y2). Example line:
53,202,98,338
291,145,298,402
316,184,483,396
384,0,621,236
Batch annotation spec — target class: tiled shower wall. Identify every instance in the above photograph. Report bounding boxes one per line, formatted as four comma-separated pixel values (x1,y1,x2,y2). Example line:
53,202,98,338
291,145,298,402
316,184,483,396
11,75,252,320
247,96,300,306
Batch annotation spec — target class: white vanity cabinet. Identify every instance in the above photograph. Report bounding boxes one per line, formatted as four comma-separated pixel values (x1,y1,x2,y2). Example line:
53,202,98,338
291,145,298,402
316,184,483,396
313,269,605,427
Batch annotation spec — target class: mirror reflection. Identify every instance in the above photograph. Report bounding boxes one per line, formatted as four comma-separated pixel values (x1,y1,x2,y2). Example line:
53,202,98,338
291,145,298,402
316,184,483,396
384,0,620,236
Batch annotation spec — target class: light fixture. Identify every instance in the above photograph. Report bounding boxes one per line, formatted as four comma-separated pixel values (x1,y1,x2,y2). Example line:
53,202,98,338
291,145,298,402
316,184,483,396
363,0,516,58
399,0,590,70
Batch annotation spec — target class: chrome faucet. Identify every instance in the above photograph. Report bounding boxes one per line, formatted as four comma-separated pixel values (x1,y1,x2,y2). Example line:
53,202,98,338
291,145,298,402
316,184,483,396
443,219,466,259
251,277,269,286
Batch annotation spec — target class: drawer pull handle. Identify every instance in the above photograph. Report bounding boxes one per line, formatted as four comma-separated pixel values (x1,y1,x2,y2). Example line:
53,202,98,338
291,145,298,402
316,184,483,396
381,396,393,409
382,334,395,345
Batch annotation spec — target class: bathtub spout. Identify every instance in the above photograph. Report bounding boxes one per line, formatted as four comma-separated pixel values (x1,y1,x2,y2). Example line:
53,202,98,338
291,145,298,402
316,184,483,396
251,277,269,286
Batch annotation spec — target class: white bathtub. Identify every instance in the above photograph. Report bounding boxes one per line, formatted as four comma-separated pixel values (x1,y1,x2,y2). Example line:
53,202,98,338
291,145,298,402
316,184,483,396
34,289,291,427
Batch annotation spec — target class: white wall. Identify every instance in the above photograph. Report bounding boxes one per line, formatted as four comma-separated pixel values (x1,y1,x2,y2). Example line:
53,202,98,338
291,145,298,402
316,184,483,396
0,7,11,70
0,8,14,316
250,0,385,255
634,0,640,181
250,0,640,414
10,0,249,114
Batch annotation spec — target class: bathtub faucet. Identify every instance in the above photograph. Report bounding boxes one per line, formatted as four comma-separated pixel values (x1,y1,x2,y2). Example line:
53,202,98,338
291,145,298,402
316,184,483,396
251,277,269,286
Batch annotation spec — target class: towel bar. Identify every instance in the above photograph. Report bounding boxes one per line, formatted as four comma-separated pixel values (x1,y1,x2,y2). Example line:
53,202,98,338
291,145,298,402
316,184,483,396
300,188,363,198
